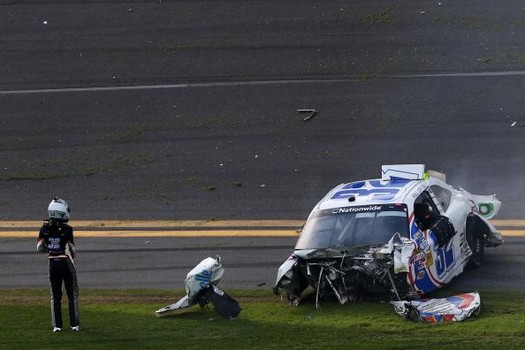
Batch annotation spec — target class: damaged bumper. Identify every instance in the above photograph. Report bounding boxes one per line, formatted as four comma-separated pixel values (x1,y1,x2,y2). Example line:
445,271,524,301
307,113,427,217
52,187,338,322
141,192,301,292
274,234,417,309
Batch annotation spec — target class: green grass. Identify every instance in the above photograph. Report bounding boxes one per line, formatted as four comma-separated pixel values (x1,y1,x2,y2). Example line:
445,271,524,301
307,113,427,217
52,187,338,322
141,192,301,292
2,289,525,349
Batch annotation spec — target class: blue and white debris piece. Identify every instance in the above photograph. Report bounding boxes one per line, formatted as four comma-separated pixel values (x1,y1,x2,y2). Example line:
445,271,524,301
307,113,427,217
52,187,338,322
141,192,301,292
155,255,240,319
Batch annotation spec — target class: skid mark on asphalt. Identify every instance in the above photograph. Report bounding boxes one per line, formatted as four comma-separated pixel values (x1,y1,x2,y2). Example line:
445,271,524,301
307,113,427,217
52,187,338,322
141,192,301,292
3,71,525,96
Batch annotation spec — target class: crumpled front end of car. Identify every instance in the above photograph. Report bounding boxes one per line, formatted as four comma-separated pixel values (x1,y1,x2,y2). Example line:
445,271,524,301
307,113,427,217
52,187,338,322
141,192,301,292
274,234,418,309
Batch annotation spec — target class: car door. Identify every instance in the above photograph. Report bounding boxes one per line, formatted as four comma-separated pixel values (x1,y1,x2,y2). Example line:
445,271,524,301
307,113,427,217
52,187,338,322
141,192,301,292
410,190,457,293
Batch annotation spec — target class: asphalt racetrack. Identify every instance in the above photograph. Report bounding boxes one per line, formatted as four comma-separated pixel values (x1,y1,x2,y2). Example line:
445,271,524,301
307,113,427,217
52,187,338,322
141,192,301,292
1,1,525,291
1,221,525,291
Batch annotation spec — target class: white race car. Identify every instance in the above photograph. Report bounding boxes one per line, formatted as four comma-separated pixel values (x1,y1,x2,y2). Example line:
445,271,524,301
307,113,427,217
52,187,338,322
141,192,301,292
274,164,503,308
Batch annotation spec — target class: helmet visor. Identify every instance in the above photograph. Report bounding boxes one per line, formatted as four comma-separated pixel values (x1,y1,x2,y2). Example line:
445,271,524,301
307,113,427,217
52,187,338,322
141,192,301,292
48,210,69,220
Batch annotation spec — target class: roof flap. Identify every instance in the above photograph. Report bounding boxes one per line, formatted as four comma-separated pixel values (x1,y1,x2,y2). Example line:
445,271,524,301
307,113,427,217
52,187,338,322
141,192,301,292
381,164,425,181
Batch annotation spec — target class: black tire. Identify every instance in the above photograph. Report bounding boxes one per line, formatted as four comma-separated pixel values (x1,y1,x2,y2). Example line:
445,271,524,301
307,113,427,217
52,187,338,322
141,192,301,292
466,229,485,269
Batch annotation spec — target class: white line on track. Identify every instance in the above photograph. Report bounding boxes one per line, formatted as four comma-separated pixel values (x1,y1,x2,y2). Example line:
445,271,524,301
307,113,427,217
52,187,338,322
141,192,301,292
2,70,525,96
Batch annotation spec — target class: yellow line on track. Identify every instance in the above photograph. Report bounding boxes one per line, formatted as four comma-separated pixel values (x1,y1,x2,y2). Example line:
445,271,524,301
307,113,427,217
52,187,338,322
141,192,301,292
0,220,524,238
0,220,305,228
0,230,300,238
490,220,525,226
497,230,525,237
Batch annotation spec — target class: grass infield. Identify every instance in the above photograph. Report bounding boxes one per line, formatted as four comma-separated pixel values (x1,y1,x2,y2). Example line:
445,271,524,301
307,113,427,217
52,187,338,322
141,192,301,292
1,289,525,349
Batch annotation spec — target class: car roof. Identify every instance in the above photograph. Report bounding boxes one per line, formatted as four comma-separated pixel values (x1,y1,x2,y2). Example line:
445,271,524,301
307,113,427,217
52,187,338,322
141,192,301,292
316,177,432,211
313,165,450,212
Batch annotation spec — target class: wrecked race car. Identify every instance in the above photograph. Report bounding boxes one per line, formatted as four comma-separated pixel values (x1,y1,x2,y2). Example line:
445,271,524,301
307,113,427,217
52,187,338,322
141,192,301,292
274,164,503,309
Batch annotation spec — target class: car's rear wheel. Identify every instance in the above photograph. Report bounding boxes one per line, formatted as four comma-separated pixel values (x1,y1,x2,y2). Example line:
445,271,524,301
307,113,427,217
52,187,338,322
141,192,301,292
466,229,485,269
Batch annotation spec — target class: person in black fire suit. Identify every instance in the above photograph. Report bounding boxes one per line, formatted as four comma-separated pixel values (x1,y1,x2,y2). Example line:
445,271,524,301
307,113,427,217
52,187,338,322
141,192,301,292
37,197,80,333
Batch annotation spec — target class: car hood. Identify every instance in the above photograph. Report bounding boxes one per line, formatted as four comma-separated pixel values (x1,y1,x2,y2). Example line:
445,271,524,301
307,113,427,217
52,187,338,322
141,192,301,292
293,245,376,260
292,233,415,274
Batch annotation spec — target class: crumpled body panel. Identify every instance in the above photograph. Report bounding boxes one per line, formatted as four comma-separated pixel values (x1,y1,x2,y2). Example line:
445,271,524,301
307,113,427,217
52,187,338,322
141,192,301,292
391,292,482,323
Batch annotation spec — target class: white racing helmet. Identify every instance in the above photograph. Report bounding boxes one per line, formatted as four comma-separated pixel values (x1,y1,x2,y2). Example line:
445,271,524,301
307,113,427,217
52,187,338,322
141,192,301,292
48,197,71,221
